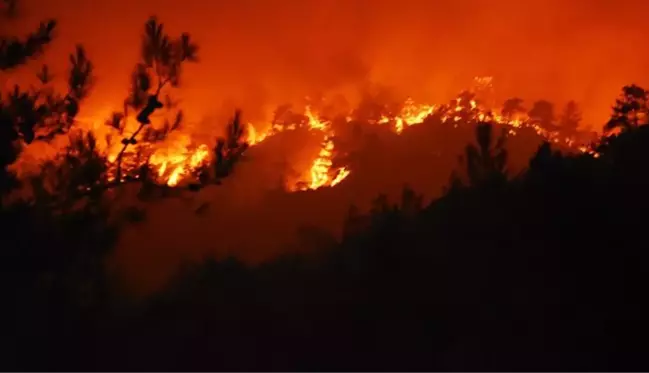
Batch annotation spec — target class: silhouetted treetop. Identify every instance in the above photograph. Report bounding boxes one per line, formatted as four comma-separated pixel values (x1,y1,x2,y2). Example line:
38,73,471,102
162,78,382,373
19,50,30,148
501,97,525,120
605,84,648,132
559,100,581,136
214,110,249,180
528,100,556,130
140,16,198,90
3,45,94,144
123,17,198,116
0,18,56,70
0,45,93,172
67,46,94,101
113,17,199,183
34,131,109,208
457,122,508,187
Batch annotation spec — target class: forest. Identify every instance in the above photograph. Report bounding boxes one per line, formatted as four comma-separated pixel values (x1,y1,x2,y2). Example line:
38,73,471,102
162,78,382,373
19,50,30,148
2,3,649,371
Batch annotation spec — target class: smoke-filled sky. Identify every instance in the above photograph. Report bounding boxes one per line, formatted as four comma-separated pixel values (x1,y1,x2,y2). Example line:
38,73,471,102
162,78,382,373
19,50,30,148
4,0,649,127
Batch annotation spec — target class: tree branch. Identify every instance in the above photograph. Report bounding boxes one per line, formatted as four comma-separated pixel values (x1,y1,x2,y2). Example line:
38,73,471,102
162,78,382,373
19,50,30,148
0,20,56,70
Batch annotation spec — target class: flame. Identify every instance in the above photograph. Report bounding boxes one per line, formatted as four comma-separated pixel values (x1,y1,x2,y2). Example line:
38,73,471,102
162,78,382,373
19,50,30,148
74,76,596,190
392,98,436,134
149,137,210,187
298,106,350,190
102,127,211,187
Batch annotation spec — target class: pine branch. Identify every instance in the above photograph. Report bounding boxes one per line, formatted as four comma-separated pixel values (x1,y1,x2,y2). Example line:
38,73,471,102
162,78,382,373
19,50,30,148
112,17,198,183
0,20,56,70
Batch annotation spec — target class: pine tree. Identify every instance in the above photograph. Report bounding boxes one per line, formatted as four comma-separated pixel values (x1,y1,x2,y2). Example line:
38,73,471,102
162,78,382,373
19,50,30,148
528,100,556,130
111,17,198,182
605,84,648,133
0,2,93,196
558,100,582,137
501,97,525,121
0,0,56,70
464,122,508,187
213,110,249,181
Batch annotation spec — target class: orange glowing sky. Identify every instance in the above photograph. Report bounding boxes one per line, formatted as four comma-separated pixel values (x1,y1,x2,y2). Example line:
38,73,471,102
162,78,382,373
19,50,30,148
3,0,649,128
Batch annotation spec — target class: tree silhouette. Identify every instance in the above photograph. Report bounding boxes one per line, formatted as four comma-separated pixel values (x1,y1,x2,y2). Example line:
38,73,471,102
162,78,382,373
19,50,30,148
605,84,648,133
5,93,649,371
452,90,479,124
111,17,198,182
460,122,508,187
0,46,93,196
0,0,56,70
353,84,400,123
558,100,582,137
399,185,424,218
0,0,59,194
0,10,115,362
213,110,249,181
528,100,556,130
501,97,525,121
34,131,109,210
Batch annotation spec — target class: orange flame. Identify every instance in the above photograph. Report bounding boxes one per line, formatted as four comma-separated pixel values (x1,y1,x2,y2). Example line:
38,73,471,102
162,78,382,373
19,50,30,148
71,76,595,190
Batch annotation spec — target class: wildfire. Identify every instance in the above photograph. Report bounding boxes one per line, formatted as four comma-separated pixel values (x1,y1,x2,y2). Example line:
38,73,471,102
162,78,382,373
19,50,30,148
77,77,595,191
392,98,436,134
149,140,210,187
242,105,350,191
297,106,350,190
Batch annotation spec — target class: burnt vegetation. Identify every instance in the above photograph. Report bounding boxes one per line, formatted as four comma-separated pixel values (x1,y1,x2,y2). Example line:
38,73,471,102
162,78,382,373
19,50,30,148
2,6,649,372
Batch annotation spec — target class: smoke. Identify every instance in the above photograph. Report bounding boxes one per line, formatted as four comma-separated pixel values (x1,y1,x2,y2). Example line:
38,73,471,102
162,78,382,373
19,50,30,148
2,0,648,126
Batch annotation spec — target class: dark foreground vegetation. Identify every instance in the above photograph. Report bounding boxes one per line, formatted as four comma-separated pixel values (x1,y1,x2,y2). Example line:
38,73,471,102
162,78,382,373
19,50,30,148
2,4,649,371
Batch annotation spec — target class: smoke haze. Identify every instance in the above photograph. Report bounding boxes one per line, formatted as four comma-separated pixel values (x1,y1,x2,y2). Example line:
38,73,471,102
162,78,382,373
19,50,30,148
3,0,649,126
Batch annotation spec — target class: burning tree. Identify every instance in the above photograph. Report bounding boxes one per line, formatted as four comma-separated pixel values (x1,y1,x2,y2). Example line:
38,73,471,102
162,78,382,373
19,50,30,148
108,17,198,183
214,111,249,179
501,97,525,122
451,90,479,125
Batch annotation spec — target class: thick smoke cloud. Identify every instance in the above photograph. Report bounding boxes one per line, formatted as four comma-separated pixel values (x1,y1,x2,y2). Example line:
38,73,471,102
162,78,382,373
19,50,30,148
4,0,649,126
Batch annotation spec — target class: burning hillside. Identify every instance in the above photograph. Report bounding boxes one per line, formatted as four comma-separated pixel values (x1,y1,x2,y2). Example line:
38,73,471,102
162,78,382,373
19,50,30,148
51,76,595,194
2,8,616,199
1,14,609,293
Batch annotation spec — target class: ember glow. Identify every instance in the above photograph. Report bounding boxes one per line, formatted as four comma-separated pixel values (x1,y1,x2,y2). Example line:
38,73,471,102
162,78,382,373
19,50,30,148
149,141,210,187
70,76,596,191
99,120,212,187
